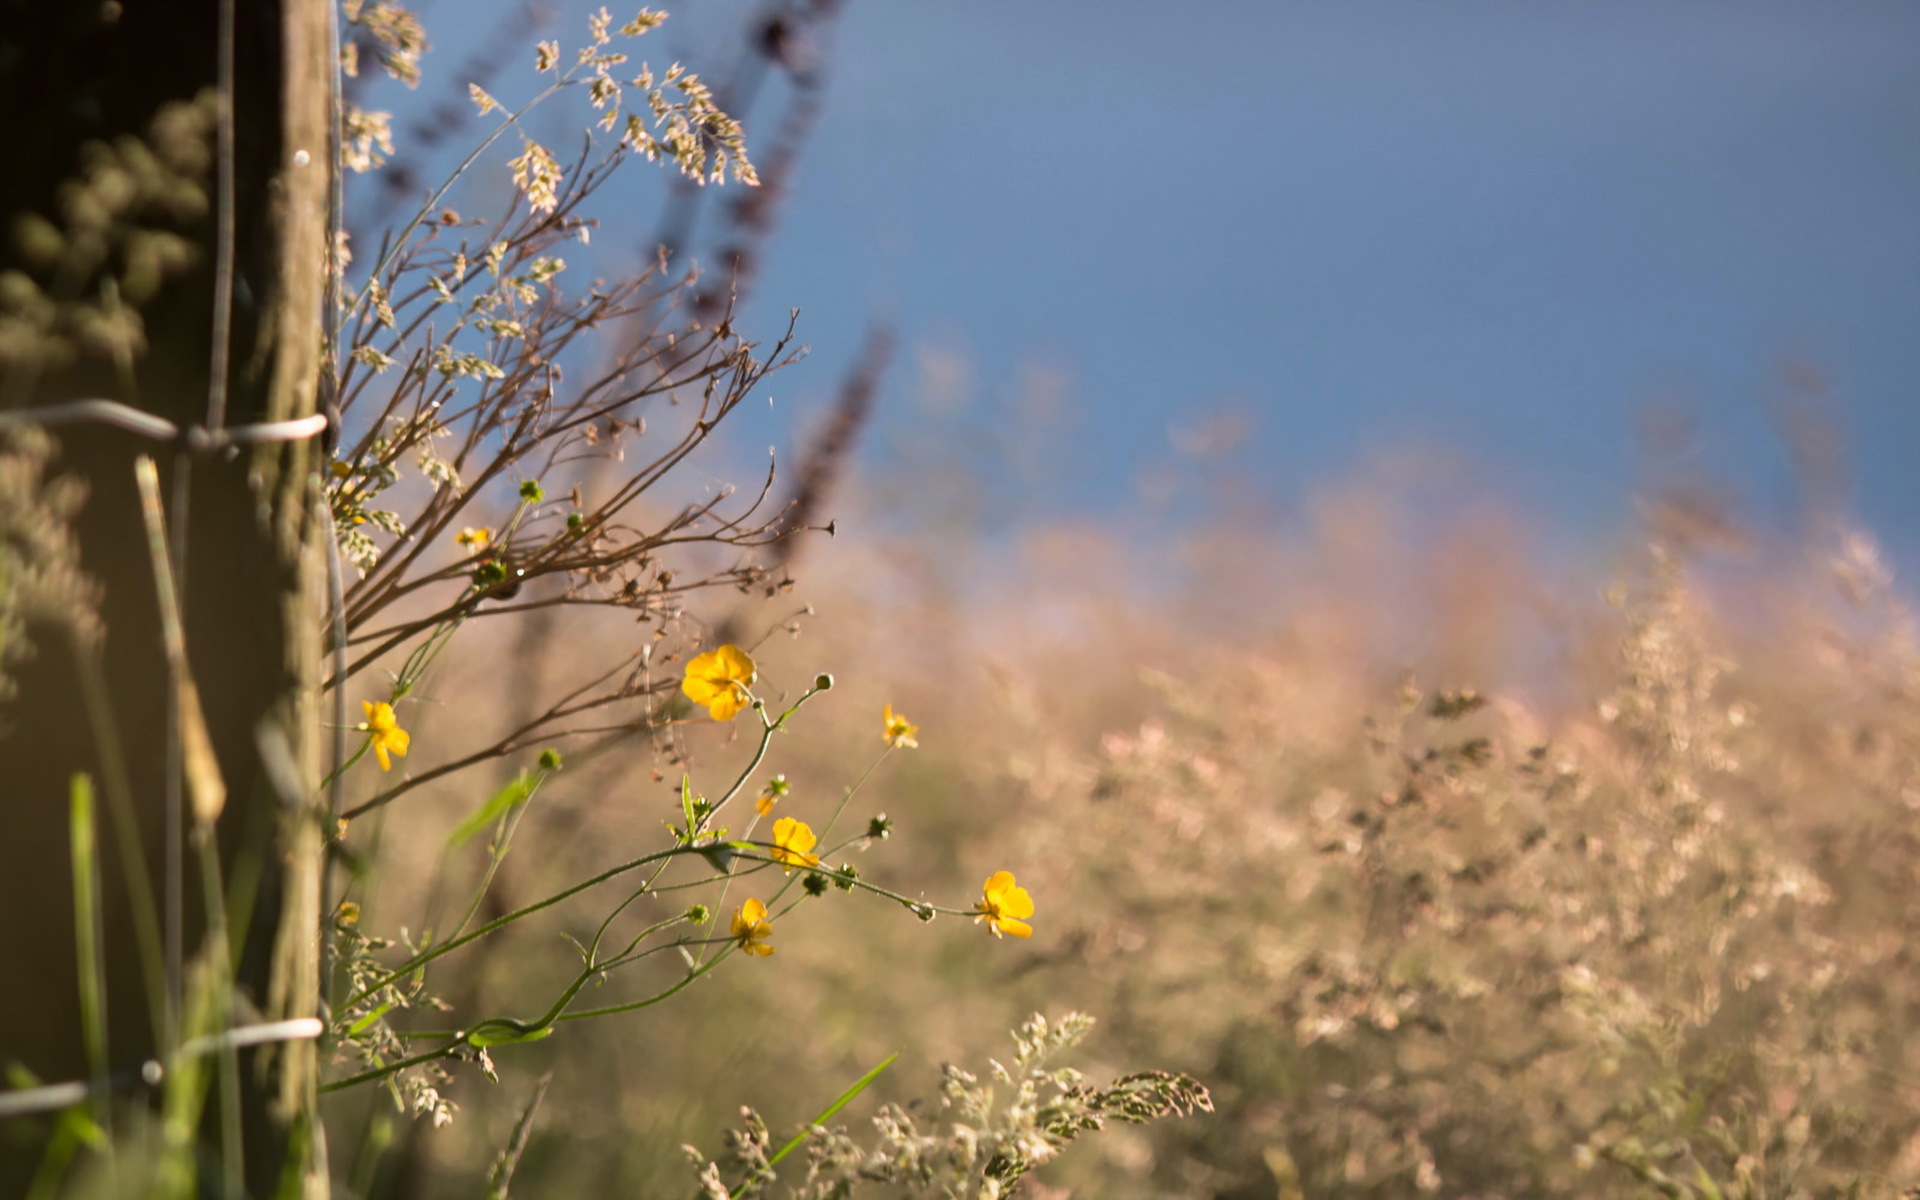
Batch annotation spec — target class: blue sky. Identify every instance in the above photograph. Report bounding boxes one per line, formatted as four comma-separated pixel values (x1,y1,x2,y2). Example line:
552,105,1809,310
379,0,1920,570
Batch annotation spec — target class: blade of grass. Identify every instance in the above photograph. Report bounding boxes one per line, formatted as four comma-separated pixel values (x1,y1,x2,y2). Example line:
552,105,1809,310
70,637,168,1051
767,1052,899,1169
23,1105,106,1200
68,774,110,1139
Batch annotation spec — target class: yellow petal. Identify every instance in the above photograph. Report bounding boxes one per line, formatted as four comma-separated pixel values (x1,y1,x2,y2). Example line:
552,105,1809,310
997,917,1033,938
774,817,815,853
997,884,1033,921
713,643,756,684
373,741,392,771
741,897,767,924
681,673,724,706
882,704,920,747
705,685,747,721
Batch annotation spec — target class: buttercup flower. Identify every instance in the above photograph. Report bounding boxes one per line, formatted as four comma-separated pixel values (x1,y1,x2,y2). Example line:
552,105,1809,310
456,526,493,553
769,816,820,873
681,644,756,721
730,897,775,957
883,703,919,749
756,774,790,816
974,870,1034,939
360,701,410,772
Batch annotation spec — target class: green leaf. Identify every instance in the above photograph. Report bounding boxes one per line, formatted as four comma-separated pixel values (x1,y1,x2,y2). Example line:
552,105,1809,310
467,1025,556,1048
447,773,536,849
347,1000,396,1037
767,1052,899,1168
680,773,697,840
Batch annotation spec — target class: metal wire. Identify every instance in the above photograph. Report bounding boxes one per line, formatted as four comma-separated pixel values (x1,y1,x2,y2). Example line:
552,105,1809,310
0,400,328,451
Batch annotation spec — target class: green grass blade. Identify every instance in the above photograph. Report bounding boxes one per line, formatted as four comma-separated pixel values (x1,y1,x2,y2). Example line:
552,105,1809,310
767,1052,899,1169
68,774,109,1132
73,641,167,1050
24,1106,106,1200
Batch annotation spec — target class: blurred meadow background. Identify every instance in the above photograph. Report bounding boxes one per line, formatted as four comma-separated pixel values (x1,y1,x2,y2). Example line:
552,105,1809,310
140,0,1920,1195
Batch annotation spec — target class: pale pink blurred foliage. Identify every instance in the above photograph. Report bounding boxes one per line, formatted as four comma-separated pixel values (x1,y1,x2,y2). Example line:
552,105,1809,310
365,459,1920,1198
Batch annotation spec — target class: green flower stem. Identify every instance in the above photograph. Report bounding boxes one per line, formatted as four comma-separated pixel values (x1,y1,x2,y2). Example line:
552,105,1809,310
672,677,828,966
730,849,979,920
553,938,735,1024
586,881,653,965
381,495,534,698
700,679,828,834
471,919,705,1042
816,745,892,843
319,1040,464,1094
396,925,706,1041
340,842,691,1014
446,763,553,944
325,496,538,797
318,736,374,789
328,935,741,1091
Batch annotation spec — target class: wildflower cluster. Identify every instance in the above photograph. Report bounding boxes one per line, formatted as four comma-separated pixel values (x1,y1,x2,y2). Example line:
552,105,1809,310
326,640,1038,1130
672,646,1032,941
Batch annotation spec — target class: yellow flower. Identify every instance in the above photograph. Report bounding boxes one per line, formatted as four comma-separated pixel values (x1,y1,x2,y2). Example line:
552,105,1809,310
755,774,789,816
360,701,410,772
456,526,493,553
883,703,919,749
730,897,775,957
769,816,820,874
681,644,756,721
974,870,1034,939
